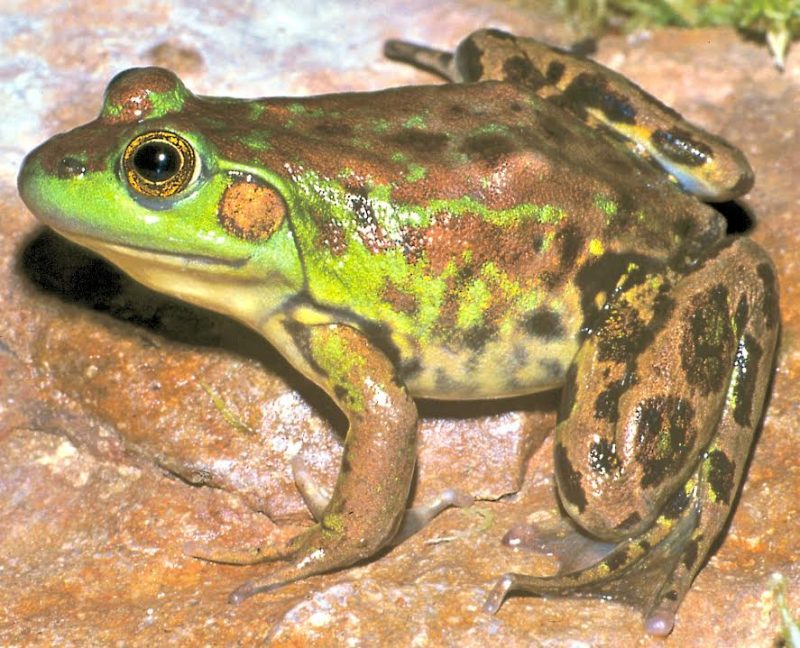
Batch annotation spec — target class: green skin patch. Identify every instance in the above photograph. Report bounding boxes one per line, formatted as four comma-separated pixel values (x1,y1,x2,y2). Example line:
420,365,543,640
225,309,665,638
17,29,777,636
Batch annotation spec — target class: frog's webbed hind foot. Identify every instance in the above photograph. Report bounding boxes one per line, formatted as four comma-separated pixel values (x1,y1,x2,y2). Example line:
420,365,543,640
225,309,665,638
293,455,473,546
484,494,700,637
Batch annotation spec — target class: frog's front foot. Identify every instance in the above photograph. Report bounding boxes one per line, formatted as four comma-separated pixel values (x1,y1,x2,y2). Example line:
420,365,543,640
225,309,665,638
187,522,378,603
186,457,474,604
293,454,473,547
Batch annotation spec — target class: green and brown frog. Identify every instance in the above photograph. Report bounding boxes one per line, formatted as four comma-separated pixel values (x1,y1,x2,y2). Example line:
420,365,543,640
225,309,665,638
17,29,779,636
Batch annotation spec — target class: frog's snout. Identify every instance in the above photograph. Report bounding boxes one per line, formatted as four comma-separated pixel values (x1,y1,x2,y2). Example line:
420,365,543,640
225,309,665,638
17,145,41,209
18,131,90,213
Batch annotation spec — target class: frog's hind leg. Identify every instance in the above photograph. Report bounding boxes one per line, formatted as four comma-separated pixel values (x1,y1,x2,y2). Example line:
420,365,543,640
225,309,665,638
485,238,779,635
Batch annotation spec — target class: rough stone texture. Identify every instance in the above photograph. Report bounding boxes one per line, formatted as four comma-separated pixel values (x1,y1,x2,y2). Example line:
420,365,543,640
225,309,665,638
1,1,798,646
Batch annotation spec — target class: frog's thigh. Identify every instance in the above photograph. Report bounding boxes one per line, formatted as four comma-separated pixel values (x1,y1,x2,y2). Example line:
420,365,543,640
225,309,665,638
486,238,778,635
194,323,419,602
556,238,778,538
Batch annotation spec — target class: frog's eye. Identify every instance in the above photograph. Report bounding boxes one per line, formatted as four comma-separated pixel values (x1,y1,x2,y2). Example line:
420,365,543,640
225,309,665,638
122,130,196,198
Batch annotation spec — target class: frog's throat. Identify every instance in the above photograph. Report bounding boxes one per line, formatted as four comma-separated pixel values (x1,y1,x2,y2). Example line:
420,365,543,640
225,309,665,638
54,229,269,325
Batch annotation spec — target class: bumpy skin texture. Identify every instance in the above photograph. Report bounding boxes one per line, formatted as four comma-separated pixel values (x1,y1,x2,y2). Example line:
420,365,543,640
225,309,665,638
18,29,778,637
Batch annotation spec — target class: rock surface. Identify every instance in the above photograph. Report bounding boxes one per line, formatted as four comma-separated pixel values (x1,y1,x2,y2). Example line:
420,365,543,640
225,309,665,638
1,1,798,646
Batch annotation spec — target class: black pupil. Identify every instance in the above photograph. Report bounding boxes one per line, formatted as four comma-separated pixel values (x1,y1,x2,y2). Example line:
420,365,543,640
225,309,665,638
132,141,179,182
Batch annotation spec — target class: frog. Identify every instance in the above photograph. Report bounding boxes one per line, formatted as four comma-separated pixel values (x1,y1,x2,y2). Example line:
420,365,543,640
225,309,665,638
17,28,779,636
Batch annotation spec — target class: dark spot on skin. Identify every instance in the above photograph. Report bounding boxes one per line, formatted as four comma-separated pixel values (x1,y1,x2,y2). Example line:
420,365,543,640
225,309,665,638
588,437,620,476
509,101,523,112
667,224,728,276
434,368,457,392
661,485,692,520
461,323,496,351
546,60,565,85
596,301,648,364
454,35,484,82
538,358,565,381
558,362,578,422
501,55,546,90
523,308,565,340
638,539,651,553
399,357,422,381
347,191,375,228
595,259,676,363
682,284,733,396
340,454,353,474
594,372,638,422
504,376,526,394
734,295,749,335
732,334,764,427
651,129,713,167
682,536,702,570
756,262,779,330
634,396,697,490
282,319,328,379
333,384,350,404
556,225,583,270
388,129,450,154
460,133,517,165
449,104,467,115
707,449,736,505
604,547,629,572
511,344,529,370
555,442,587,513
315,213,348,255
357,319,403,367
560,72,637,124
671,216,696,240
615,511,642,531
575,253,663,335
664,590,679,601
314,121,352,137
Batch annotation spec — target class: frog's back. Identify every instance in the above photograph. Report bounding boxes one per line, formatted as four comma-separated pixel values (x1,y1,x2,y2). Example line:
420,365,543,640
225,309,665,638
204,82,725,398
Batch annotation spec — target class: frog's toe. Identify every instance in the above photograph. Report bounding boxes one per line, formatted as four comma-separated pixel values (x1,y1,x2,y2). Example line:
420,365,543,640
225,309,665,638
228,566,305,604
183,538,295,565
644,607,676,638
291,454,330,521
390,488,474,545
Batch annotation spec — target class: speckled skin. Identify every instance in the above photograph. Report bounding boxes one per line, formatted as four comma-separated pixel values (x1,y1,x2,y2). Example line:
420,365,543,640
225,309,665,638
18,29,778,637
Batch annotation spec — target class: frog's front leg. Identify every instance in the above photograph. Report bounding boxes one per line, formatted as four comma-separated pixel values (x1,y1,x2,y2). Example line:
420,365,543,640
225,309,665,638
485,238,779,636
292,455,474,546
188,322,418,603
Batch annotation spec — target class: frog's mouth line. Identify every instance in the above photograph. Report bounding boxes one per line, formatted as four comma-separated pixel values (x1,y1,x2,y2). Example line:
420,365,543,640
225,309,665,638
54,229,251,269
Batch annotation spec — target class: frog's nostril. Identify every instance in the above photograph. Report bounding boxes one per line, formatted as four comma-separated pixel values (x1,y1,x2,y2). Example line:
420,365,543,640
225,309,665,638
58,156,86,179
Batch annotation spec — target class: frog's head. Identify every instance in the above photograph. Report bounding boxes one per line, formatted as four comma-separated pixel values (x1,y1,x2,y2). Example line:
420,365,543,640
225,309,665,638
18,68,304,324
